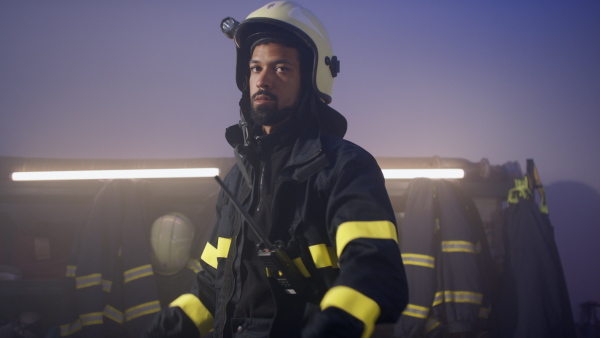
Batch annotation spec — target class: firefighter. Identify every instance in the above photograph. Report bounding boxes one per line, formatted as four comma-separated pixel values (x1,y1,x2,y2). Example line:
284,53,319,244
145,1,408,337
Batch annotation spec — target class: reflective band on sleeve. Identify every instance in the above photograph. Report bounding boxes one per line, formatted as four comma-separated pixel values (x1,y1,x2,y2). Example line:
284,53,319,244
103,304,124,324
401,253,435,268
201,237,232,269
320,286,380,338
187,259,203,273
401,303,430,319
441,241,480,254
293,257,311,277
75,273,102,289
66,265,76,277
433,291,483,306
309,244,333,268
102,279,112,293
124,264,154,283
327,246,339,268
201,242,218,269
125,300,161,321
170,293,214,336
336,221,398,258
478,305,491,319
80,312,103,326
425,316,441,333
60,319,82,336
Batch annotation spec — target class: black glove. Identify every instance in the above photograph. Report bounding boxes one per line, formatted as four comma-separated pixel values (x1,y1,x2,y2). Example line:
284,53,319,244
302,307,363,338
142,307,201,338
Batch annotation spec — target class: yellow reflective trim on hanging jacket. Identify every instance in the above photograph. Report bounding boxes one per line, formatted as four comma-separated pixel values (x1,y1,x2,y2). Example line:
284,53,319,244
433,290,483,306
124,264,153,283
66,265,76,277
336,221,398,258
320,286,380,338
125,300,161,321
441,241,480,254
401,303,430,319
103,304,124,324
75,273,102,289
170,293,214,336
401,253,435,268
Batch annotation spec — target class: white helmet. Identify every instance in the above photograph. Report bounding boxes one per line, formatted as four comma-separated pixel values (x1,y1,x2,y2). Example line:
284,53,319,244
221,1,340,104
150,212,195,276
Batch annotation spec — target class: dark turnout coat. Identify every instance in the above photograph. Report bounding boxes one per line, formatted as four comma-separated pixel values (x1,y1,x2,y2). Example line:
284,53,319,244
163,120,408,337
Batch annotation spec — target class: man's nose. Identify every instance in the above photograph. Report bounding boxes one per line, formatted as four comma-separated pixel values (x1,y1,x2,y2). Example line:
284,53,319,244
255,70,273,89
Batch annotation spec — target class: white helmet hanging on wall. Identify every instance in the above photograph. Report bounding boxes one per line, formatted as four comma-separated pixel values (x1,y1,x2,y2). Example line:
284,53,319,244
220,1,340,104
150,212,195,276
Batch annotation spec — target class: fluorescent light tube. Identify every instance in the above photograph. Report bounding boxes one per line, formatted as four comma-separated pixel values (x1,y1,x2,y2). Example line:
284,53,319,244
11,168,220,181
382,169,464,179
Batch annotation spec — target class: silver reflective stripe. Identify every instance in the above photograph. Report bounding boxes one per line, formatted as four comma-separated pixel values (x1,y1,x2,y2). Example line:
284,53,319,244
124,264,153,283
125,301,161,321
434,291,483,306
75,273,101,289
80,312,103,326
60,319,82,336
401,254,435,268
441,241,480,254
102,279,112,293
66,265,76,277
104,304,124,324
187,259,202,273
425,316,441,333
401,304,429,319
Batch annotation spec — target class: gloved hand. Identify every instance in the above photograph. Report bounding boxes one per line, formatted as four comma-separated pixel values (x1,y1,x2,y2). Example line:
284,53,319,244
142,307,201,338
301,307,363,338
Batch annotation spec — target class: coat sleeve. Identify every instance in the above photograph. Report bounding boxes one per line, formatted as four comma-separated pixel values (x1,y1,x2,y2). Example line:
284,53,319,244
305,146,409,338
145,181,232,337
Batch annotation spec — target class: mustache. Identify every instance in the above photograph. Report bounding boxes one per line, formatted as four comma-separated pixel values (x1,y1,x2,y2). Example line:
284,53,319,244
252,90,278,101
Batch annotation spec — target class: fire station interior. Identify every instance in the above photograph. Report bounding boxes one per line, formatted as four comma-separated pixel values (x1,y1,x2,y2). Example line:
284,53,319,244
0,155,565,337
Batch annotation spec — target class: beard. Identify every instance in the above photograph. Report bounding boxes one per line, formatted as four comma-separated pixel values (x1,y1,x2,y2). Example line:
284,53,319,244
250,90,296,126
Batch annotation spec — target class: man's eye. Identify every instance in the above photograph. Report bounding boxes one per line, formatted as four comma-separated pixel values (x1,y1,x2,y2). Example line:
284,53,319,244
275,66,289,73
250,66,261,72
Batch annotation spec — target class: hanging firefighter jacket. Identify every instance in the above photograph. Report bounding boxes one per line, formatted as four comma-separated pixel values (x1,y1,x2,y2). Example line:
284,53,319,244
59,180,161,337
491,160,576,337
395,178,495,337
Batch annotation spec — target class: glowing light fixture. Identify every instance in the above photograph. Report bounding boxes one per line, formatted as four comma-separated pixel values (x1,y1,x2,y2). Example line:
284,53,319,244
382,168,464,179
11,168,220,181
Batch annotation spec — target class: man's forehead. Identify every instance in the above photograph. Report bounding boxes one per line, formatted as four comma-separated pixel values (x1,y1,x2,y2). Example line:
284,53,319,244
249,43,299,63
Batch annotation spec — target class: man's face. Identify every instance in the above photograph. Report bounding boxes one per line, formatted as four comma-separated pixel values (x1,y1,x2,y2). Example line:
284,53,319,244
249,43,301,127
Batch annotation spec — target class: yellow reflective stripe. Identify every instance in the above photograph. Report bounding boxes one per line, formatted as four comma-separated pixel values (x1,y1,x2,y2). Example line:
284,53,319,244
201,237,232,269
441,241,480,254
187,259,203,273
401,303,430,319
124,264,154,283
201,242,218,269
320,286,380,338
75,273,101,289
336,221,397,258
433,291,483,306
60,319,81,336
125,300,161,321
309,244,333,268
80,312,103,326
293,257,311,277
401,253,435,268
425,316,441,333
217,237,232,257
478,305,491,319
104,304,124,324
170,293,214,336
102,279,112,293
66,265,76,277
